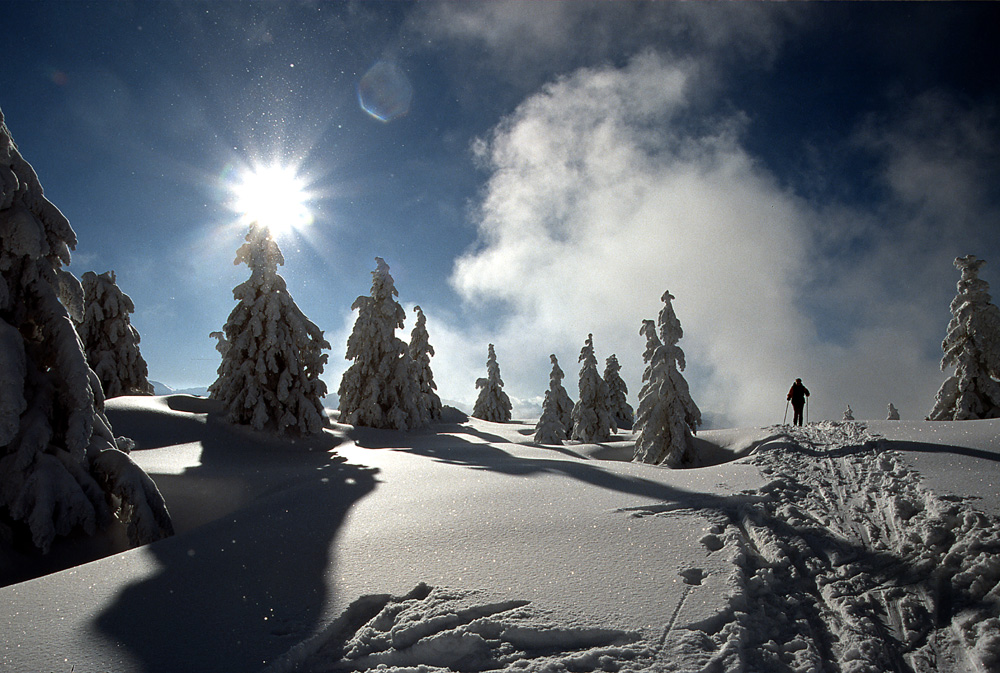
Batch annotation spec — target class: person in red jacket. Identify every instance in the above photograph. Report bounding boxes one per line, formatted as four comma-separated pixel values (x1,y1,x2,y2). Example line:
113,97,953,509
787,378,810,426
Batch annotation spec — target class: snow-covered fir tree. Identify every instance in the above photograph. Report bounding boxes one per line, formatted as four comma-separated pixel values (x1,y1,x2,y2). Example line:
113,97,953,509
928,255,1000,420
634,291,702,467
534,354,572,444
604,354,634,430
887,403,900,420
472,344,512,423
338,257,423,430
843,405,855,421
571,334,615,443
409,305,442,425
209,223,330,435
76,270,153,398
0,108,172,553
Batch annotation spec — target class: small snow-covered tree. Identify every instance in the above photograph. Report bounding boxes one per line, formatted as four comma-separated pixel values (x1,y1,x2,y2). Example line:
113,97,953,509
887,403,900,420
534,354,572,444
76,270,153,398
571,334,614,442
209,223,329,435
473,344,512,423
338,257,423,430
843,405,854,421
0,109,172,553
634,291,702,467
928,255,1000,420
409,305,442,424
604,354,633,430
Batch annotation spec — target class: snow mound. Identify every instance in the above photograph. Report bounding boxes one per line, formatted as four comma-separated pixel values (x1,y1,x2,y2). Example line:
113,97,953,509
269,582,651,673
624,421,1000,672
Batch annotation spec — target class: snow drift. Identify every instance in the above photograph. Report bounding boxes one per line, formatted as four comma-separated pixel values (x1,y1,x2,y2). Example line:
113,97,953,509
1,395,999,673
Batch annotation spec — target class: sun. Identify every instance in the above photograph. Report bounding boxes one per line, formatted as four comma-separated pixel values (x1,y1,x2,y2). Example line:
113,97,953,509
228,163,315,237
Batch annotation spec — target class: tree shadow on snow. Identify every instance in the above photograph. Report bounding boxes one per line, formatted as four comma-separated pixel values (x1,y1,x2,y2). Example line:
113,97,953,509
96,403,378,673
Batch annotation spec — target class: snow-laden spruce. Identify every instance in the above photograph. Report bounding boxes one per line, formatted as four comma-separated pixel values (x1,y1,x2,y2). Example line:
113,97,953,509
338,257,423,430
0,109,172,553
472,344,512,423
633,292,702,466
571,334,615,443
928,255,1000,420
534,354,572,444
408,305,442,425
843,405,855,421
76,270,153,398
604,354,633,431
209,223,330,435
887,403,900,420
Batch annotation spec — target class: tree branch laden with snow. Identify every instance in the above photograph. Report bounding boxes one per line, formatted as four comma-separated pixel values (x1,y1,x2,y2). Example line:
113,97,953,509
76,270,153,398
928,255,1000,420
472,343,512,423
0,108,172,553
604,353,634,431
209,223,330,436
409,305,442,425
338,257,423,430
570,334,614,443
633,291,702,467
534,354,572,445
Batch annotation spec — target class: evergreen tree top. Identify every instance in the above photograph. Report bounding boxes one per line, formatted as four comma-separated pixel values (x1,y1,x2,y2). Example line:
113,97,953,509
658,291,683,346
549,354,564,384
236,223,284,274
579,333,597,367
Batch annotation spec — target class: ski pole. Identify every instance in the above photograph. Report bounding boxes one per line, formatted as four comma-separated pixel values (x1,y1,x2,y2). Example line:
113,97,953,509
806,396,810,424
783,399,789,424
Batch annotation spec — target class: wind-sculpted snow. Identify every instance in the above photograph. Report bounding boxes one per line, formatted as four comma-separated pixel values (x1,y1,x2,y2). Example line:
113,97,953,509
269,583,654,672
625,421,1000,672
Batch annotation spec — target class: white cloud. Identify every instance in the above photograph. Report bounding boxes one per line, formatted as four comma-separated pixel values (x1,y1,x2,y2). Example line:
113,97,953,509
443,53,996,428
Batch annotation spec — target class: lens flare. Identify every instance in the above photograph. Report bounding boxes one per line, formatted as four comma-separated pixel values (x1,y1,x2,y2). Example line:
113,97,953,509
358,60,413,122
228,163,314,237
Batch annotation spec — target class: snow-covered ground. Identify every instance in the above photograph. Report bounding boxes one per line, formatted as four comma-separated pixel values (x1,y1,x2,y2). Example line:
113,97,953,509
2,395,999,672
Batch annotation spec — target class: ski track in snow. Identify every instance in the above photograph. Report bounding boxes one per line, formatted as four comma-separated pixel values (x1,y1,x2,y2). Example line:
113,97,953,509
625,421,1000,673
268,422,1000,673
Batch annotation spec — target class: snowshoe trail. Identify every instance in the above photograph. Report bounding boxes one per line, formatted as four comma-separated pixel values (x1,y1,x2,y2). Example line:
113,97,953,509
269,582,651,672
629,421,1000,673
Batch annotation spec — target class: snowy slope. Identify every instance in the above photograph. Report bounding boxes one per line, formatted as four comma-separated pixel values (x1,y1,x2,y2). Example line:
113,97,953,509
1,396,999,673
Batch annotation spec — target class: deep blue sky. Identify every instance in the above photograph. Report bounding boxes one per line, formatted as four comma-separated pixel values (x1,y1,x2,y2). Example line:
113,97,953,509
2,1,999,426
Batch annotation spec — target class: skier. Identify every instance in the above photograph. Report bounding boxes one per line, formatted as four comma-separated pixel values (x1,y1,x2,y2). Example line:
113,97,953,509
787,378,810,426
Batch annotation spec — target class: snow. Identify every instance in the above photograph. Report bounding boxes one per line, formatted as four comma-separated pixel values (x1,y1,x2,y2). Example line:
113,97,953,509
2,396,1000,672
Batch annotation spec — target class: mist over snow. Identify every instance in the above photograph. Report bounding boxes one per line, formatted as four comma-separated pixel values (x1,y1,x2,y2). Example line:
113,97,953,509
436,51,999,428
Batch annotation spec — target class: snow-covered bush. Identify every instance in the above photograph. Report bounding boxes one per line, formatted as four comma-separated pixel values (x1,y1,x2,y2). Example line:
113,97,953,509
209,223,329,435
534,354,572,444
76,270,153,398
338,257,423,430
633,292,702,467
409,306,442,425
887,403,899,420
604,354,634,431
0,108,172,553
928,255,1000,420
473,344,512,423
571,334,614,443
843,405,855,421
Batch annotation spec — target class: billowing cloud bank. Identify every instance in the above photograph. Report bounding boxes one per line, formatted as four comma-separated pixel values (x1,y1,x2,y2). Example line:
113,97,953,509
444,52,973,427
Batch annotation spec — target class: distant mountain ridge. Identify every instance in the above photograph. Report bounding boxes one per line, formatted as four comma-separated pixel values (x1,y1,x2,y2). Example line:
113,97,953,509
149,381,210,398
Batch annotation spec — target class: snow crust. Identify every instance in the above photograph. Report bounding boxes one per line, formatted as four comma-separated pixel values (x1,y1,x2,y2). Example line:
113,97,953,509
2,395,1000,673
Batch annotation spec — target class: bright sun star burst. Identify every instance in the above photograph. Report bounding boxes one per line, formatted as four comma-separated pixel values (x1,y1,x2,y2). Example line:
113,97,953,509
229,163,315,237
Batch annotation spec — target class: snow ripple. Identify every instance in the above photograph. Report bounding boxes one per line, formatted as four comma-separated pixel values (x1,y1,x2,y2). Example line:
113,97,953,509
268,582,651,672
